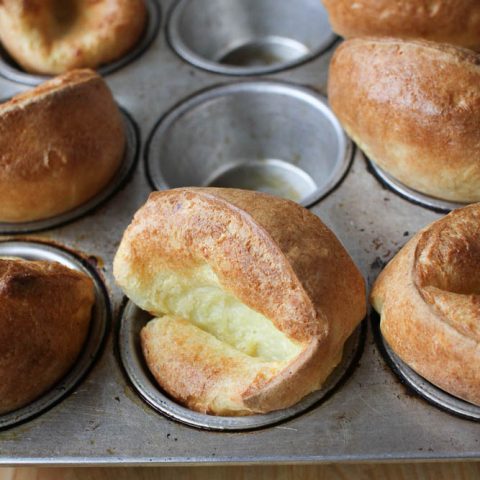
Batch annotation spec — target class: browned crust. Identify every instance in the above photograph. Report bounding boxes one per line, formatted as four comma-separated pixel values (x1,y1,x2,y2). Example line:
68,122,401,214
0,258,95,414
116,188,366,342
140,317,277,415
328,37,480,202
0,0,147,74
114,188,366,414
241,337,344,413
0,69,125,222
371,204,480,406
322,0,480,51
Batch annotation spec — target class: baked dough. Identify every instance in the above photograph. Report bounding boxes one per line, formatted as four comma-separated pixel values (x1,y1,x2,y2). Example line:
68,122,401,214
0,258,95,415
322,0,480,51
114,188,366,415
0,69,125,223
0,0,147,75
328,38,480,203
371,204,480,406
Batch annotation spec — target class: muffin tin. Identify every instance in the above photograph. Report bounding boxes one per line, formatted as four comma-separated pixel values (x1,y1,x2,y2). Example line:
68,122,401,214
0,0,479,466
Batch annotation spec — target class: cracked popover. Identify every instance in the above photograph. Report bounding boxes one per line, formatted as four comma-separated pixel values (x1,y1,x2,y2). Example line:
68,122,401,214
114,188,366,415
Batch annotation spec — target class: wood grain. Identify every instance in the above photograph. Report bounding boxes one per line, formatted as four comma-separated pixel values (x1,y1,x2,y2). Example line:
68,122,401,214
1,464,480,480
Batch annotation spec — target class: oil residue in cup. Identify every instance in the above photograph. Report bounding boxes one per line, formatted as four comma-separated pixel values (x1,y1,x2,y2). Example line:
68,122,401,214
218,38,310,68
207,159,317,203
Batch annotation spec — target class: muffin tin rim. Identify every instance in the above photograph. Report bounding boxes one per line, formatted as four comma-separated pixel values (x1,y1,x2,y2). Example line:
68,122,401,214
144,79,354,208
0,239,112,430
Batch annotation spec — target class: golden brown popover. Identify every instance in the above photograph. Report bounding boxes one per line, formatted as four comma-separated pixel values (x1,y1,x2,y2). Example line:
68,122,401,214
0,258,95,415
0,0,147,75
371,204,480,406
114,188,366,415
322,0,480,51
0,69,125,223
328,38,480,203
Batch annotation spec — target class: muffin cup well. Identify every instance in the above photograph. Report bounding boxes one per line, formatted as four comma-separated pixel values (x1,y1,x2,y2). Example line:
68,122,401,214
167,0,336,75
146,81,353,207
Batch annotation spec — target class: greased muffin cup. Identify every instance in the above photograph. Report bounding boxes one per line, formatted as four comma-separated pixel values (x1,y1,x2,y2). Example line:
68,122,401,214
146,81,352,208
167,0,336,76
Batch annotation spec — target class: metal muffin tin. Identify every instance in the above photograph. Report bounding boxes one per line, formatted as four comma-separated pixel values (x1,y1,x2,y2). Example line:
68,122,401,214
0,0,479,466
372,312,480,422
0,108,140,235
0,0,161,86
167,0,336,76
146,81,352,206
0,240,110,430
119,301,365,431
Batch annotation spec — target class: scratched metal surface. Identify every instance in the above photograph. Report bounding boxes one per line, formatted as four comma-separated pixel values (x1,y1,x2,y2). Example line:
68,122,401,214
0,0,478,466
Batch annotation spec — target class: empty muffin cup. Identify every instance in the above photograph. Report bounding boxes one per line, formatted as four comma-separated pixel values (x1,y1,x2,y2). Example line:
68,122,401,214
371,311,480,422
118,300,365,431
146,81,352,207
365,154,467,213
0,240,110,430
0,107,139,235
0,0,160,86
167,0,336,75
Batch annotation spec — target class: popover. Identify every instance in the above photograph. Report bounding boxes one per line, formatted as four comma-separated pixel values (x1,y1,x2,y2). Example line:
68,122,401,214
0,0,147,75
0,258,95,414
114,188,366,415
328,38,480,203
0,69,125,223
371,204,480,406
322,0,480,51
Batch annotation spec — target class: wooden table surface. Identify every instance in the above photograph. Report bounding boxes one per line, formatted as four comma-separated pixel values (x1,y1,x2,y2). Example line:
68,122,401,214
1,463,480,480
